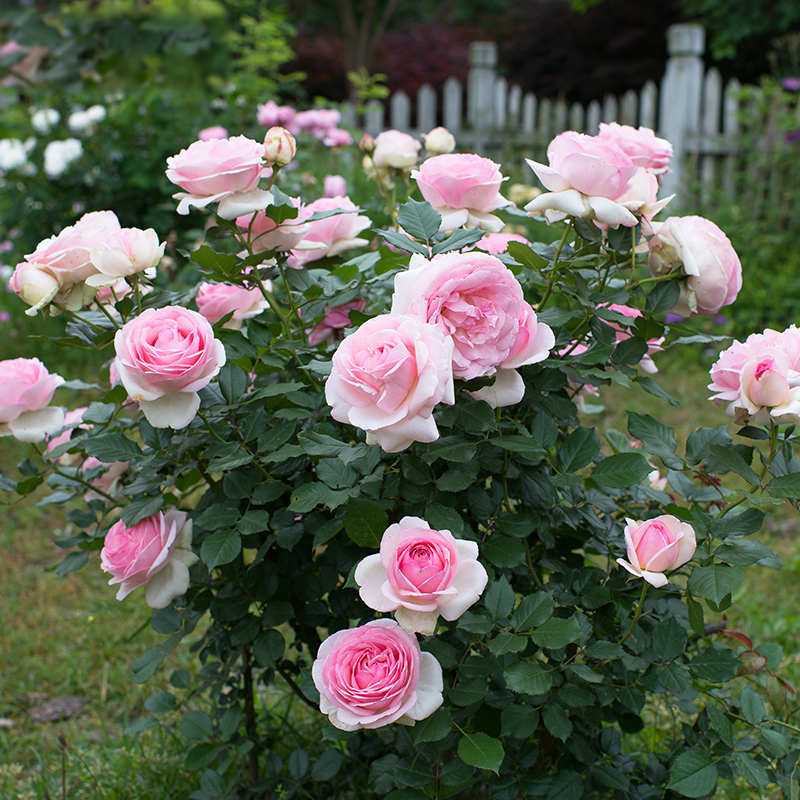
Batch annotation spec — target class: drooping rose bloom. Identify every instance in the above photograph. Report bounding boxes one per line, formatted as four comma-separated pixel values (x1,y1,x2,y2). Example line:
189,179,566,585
0,357,65,442
113,306,227,429
648,216,742,316
12,210,122,314
525,131,639,227
312,619,443,731
708,325,800,425
100,509,198,608
288,196,371,268
617,515,696,587
195,280,271,329
372,130,422,170
392,252,554,406
355,516,488,635
596,122,673,175
165,135,272,219
412,153,511,232
325,313,455,452
307,298,366,346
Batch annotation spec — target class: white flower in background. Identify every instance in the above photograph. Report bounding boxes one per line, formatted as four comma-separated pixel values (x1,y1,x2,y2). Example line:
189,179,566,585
67,105,106,132
31,108,60,134
43,139,83,178
0,138,30,172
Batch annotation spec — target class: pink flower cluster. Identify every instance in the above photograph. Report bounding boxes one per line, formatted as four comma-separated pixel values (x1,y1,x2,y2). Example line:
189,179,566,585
12,211,164,315
256,101,352,148
709,325,800,425
525,126,673,227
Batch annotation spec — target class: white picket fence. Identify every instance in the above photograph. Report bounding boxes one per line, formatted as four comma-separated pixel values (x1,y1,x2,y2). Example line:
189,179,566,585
343,24,784,205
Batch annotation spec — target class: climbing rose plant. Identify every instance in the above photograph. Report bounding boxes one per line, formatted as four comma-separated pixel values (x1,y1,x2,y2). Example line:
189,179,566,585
3,120,799,800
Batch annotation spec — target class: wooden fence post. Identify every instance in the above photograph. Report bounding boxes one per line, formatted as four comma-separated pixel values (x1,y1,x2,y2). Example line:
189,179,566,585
659,24,705,201
468,41,497,153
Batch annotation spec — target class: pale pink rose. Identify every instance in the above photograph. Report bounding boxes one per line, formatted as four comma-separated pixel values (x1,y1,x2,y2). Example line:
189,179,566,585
323,174,347,198
87,227,164,286
257,101,297,130
46,406,88,454
82,456,128,502
237,201,312,253
113,306,227,429
422,126,456,156
100,509,198,608
13,210,121,314
287,196,371,268
476,232,530,254
603,304,663,374
294,109,341,139
198,125,228,141
648,216,742,316
263,126,296,167
372,130,422,169
195,280,270,329
325,313,455,452
614,168,673,220
312,619,443,731
392,252,554,405
617,515,696,587
165,135,272,219
0,357,65,442
355,516,488,635
307,298,366,346
646,469,669,492
322,128,354,148
525,131,639,227
558,342,600,412
412,153,511,232
708,326,800,424
597,122,673,175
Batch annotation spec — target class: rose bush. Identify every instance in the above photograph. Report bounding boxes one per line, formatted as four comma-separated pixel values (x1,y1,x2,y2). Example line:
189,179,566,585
2,117,798,800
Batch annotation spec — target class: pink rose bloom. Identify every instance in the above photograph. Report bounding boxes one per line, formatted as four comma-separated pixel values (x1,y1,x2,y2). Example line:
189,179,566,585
355,516,488,635
648,216,742,316
100,509,198,608
0,357,65,442
322,128,353,148
603,303,663,374
325,313,455,452
708,326,800,424
113,306,227,429
312,619,443,731
237,201,313,253
165,135,272,219
46,406,88,455
323,174,347,198
372,130,422,169
256,101,297,130
392,252,554,406
558,342,600,412
88,226,164,287
525,131,639,227
613,168,673,220
423,126,456,156
287,196,371,268
307,298,366,346
476,232,530,254
82,456,128,502
294,108,341,139
13,210,121,314
198,125,228,141
597,122,673,175
617,515,696,587
195,280,270,329
412,153,511,232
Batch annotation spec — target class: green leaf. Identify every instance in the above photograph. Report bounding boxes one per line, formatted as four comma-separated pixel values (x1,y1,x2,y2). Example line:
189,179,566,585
627,411,682,469
709,443,760,484
201,529,242,569
410,707,452,744
431,227,483,255
705,702,735,747
457,732,504,774
290,482,354,513
511,593,554,631
311,749,344,781
656,663,692,695
507,240,548,269
646,279,681,314
593,764,630,791
542,704,572,741
487,632,527,655
651,617,688,662
591,452,651,487
686,594,705,636
191,244,237,275
767,472,800,499
685,426,731,464
688,564,744,605
491,436,545,461
218,363,248,404
196,506,240,531
131,633,182,684
667,752,718,797
144,691,176,713
121,494,164,527
739,685,766,725
345,497,388,548
424,437,477,463
483,578,515,619
481,535,526,568
633,375,681,407
375,228,429,255
84,432,142,462
253,630,285,667
397,198,442,243
54,550,89,577
504,662,553,695
690,646,740,683
531,616,583,649
558,427,600,472
501,704,539,738
733,752,769,791
709,508,765,538
180,710,214,740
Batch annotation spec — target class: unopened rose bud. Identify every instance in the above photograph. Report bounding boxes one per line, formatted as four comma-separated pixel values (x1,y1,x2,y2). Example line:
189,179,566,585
264,126,296,167
359,134,375,154
423,126,456,155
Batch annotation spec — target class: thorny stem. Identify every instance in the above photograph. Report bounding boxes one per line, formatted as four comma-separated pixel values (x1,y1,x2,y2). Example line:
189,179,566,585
618,580,649,644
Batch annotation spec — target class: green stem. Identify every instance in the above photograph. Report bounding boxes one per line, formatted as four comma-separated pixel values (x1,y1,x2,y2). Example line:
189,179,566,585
618,580,649,644
197,411,226,443
93,299,123,330
539,219,573,309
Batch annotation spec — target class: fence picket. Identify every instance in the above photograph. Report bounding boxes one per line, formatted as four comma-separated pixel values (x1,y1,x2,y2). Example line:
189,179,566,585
700,67,722,202
621,90,638,126
522,93,537,135
722,78,741,195
602,93,618,123
417,84,436,133
569,101,584,132
640,81,658,129
443,77,463,133
586,100,601,135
